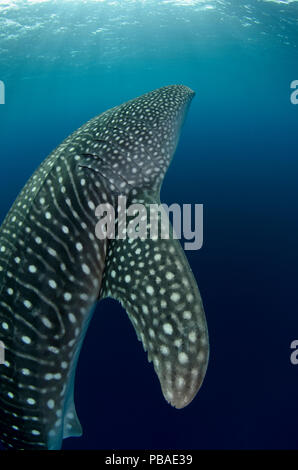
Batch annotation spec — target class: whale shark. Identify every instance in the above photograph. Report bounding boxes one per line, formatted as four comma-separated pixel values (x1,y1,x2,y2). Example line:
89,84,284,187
0,85,209,449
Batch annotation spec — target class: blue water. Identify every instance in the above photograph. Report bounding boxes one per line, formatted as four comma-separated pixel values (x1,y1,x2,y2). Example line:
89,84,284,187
1,0,298,450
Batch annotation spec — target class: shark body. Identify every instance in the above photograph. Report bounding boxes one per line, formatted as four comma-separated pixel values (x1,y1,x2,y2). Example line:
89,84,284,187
0,85,209,449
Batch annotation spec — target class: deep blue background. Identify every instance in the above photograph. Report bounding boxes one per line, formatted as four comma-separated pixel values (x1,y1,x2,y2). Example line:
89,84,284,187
1,0,298,450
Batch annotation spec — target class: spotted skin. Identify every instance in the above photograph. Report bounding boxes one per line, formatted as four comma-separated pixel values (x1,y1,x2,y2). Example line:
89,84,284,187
0,85,209,449
101,189,209,409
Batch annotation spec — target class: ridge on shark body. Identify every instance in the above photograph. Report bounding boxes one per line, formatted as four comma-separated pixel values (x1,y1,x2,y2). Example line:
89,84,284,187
0,85,209,450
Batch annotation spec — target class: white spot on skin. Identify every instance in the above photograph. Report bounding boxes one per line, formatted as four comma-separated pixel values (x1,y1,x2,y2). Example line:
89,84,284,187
24,300,32,309
68,313,76,324
176,376,185,389
146,285,154,295
149,328,155,338
62,225,69,234
42,317,52,328
153,357,160,369
124,275,131,283
32,430,40,435
197,351,205,362
28,265,37,273
189,331,197,343
1,322,9,330
163,323,173,335
178,352,188,364
82,264,90,275
47,399,55,410
76,242,83,252
48,279,57,289
142,305,149,315
160,345,169,355
183,311,192,320
22,336,31,344
27,398,36,405
170,292,180,302
64,292,72,301
166,271,174,281
21,368,30,376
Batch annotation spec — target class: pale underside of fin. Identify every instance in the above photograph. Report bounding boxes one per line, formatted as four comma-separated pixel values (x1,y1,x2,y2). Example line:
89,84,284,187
47,305,97,449
63,392,82,439
62,353,83,440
